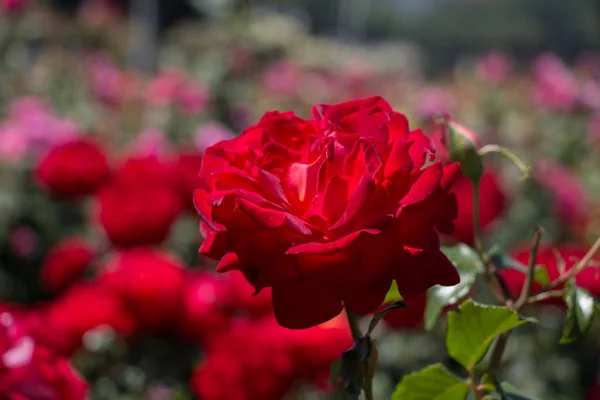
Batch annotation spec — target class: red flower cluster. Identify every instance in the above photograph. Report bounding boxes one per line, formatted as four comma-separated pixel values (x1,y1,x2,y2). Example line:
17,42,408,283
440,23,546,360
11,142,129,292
499,244,600,306
36,138,111,200
40,237,94,294
191,316,352,400
0,308,88,399
96,156,183,247
195,97,461,329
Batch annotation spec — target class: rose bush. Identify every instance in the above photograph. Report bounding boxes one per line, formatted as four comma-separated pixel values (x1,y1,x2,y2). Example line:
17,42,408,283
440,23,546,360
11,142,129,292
195,96,461,328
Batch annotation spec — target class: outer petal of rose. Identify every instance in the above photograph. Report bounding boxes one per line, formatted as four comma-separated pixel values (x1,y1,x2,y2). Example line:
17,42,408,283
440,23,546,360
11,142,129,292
193,189,226,231
441,162,461,190
215,252,242,272
235,198,314,236
387,112,410,142
400,162,442,207
199,222,227,259
395,250,459,299
339,280,391,315
272,279,343,329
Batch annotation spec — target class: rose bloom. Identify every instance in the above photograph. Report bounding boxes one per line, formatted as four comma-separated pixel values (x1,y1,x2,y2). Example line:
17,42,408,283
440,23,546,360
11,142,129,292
98,248,185,330
32,283,136,355
96,155,182,248
178,272,231,343
0,309,88,399
499,245,600,306
40,237,94,294
195,97,460,329
36,139,111,200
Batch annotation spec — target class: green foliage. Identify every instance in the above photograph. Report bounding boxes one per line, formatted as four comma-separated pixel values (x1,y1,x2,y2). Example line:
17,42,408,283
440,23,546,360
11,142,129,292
391,364,469,400
501,382,541,400
425,245,484,330
446,300,532,368
560,286,595,344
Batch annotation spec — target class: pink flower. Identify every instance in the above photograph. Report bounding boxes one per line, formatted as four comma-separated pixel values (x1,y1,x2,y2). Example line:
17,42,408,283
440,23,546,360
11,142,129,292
263,60,301,98
132,129,172,158
86,53,124,104
535,159,588,236
9,226,38,260
415,87,453,119
531,53,579,111
1,0,26,13
476,52,512,84
194,122,234,151
177,82,212,115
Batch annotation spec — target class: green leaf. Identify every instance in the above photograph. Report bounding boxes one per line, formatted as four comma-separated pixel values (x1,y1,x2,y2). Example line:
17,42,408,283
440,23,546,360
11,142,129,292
442,244,485,274
501,382,541,400
384,280,403,304
391,363,470,400
330,359,341,386
446,300,532,368
560,286,595,344
424,245,483,330
533,265,550,286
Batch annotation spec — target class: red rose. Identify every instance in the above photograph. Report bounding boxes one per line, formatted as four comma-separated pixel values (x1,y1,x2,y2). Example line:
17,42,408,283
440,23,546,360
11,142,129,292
499,245,600,306
170,151,204,212
382,292,427,330
178,272,231,343
40,238,94,294
36,139,111,200
33,283,137,355
98,248,185,330
96,156,183,248
191,319,296,400
0,309,88,400
195,97,460,329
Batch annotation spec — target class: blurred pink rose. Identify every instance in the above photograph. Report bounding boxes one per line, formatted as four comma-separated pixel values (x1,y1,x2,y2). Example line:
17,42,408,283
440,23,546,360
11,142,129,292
476,52,512,83
86,53,123,104
147,70,211,115
194,122,234,150
263,60,301,98
133,129,171,158
0,98,83,163
416,87,453,119
580,79,600,110
531,53,579,111
9,226,38,259
177,82,211,116
147,70,185,107
535,159,588,236
1,0,26,13
0,124,29,162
